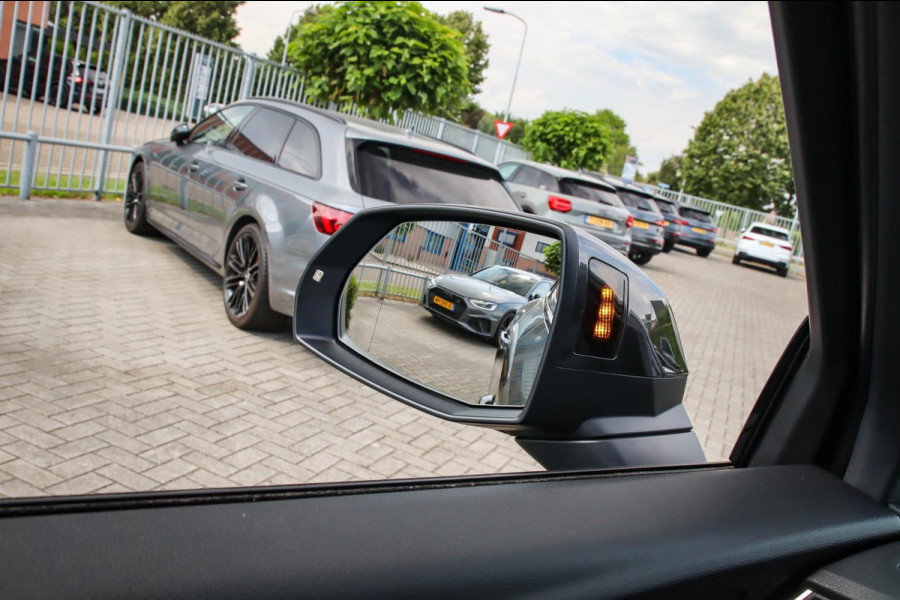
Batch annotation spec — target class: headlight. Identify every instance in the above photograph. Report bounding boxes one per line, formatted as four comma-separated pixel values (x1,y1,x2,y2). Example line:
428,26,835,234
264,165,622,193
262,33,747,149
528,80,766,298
470,299,497,311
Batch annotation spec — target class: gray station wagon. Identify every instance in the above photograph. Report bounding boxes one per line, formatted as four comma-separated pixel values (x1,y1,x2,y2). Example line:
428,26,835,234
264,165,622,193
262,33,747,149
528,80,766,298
124,99,521,329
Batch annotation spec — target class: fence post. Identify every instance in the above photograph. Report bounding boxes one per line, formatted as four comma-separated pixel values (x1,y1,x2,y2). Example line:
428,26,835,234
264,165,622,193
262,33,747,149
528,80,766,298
238,54,257,100
94,9,131,201
436,118,446,142
19,131,38,200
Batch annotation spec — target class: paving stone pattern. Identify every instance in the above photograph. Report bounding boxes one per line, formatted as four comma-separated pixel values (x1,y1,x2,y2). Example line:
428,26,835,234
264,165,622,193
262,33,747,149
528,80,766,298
0,198,809,497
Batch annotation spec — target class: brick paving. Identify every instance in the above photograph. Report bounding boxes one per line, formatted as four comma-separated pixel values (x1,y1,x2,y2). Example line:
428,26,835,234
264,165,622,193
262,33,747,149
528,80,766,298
0,197,809,497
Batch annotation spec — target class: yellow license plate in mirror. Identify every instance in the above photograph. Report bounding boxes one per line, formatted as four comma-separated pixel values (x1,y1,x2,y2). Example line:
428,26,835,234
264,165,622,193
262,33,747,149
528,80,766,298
761,241,775,247
634,221,650,229
693,227,706,234
663,220,670,226
433,296,454,311
585,216,614,229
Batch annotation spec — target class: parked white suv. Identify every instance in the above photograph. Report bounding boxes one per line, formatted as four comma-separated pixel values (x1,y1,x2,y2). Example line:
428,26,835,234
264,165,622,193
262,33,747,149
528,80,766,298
732,223,794,277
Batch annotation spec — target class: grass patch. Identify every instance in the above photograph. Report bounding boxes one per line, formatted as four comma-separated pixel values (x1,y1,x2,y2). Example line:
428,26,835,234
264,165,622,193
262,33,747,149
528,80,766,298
0,170,125,199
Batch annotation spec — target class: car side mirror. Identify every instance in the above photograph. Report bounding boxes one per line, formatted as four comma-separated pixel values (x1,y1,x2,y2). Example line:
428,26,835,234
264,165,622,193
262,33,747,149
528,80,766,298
170,123,191,145
293,205,705,471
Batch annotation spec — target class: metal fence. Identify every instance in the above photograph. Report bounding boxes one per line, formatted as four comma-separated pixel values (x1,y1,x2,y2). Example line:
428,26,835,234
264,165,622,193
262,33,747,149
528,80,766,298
0,0,527,200
644,184,803,262
353,221,552,302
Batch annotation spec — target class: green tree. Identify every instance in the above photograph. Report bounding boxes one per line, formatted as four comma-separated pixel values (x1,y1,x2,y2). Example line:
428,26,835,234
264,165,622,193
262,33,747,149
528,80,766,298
648,154,684,188
522,109,611,171
434,11,489,95
104,1,170,20
542,241,561,276
286,1,470,121
682,73,794,214
266,4,334,63
593,109,637,176
160,1,244,45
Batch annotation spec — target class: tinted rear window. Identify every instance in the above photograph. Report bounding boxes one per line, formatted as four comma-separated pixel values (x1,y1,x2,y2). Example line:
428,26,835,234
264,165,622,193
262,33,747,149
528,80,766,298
654,199,678,216
618,190,662,214
356,143,518,210
679,207,713,223
749,226,789,241
559,179,624,207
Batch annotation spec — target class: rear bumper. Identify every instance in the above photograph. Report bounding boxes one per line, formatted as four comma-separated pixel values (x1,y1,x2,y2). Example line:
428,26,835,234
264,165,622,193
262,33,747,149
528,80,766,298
677,236,716,251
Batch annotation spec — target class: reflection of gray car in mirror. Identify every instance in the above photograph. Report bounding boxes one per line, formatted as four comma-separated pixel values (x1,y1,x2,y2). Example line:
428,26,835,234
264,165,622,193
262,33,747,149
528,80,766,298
422,266,554,343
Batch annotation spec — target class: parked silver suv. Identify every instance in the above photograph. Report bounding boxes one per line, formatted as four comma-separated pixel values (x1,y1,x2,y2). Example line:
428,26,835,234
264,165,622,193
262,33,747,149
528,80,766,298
497,160,633,255
124,98,521,330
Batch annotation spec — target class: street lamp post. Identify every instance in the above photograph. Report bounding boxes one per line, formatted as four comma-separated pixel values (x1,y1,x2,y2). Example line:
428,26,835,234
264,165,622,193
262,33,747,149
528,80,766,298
483,7,528,124
281,9,305,66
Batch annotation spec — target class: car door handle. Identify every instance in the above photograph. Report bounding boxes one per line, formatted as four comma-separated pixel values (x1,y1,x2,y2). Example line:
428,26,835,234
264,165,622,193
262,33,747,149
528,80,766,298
233,179,248,192
188,162,199,172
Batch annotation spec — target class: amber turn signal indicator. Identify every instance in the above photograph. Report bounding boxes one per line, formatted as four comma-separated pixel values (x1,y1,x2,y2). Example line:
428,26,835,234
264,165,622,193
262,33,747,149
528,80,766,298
594,286,616,340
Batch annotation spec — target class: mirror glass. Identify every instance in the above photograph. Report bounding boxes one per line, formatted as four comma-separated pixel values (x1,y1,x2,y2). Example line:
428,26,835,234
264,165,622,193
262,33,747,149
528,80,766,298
341,221,560,407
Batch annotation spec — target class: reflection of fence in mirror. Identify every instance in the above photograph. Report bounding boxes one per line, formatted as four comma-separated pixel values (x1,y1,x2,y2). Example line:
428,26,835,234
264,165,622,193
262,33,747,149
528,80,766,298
342,221,558,406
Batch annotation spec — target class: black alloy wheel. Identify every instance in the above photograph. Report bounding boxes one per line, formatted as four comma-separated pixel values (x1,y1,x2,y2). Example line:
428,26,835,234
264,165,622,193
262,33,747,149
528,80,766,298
223,223,279,330
124,161,154,236
493,312,516,345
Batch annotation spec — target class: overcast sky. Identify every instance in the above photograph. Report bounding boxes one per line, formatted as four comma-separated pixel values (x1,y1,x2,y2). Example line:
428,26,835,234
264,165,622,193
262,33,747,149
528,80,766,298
235,1,778,173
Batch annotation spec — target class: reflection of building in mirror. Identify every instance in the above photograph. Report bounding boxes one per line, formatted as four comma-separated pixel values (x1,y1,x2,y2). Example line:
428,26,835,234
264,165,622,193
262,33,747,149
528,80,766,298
339,221,558,408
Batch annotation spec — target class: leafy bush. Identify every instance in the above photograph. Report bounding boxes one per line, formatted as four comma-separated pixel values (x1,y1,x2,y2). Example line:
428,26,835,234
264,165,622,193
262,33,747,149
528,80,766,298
542,241,562,276
523,109,611,171
344,275,359,329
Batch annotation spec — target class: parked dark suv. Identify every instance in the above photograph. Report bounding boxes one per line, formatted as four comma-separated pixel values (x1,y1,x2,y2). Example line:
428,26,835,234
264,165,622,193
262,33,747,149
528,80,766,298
675,205,718,257
652,195,683,253
601,176,665,265
1,34,108,113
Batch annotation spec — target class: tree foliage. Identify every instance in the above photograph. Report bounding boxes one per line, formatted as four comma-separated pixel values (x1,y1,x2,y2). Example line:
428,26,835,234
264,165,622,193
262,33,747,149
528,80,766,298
593,109,637,176
287,1,470,121
266,4,334,63
522,109,611,171
434,11,489,95
682,73,794,214
542,241,562,276
104,1,244,45
647,154,684,188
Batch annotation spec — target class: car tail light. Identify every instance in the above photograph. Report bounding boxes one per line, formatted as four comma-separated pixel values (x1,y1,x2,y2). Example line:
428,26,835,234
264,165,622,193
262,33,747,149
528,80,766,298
710,227,718,233
548,195,571,212
626,215,634,229
674,219,690,226
654,220,666,227
577,260,627,358
741,235,754,241
72,76,84,84
779,243,793,251
312,202,353,235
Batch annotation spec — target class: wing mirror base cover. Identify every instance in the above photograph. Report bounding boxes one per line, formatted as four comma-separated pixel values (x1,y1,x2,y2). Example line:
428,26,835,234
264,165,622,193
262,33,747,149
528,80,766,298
170,123,191,145
294,205,699,450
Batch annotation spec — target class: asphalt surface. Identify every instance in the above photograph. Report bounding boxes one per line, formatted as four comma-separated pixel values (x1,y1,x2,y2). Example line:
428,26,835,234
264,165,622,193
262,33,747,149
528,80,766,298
0,197,809,497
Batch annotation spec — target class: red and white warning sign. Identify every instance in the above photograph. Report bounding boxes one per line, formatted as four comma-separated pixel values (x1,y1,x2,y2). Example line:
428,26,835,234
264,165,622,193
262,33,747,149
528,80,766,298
494,120,513,139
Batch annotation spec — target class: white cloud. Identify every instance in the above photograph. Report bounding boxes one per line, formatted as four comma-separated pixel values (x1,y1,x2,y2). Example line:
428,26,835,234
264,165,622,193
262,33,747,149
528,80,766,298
234,1,778,172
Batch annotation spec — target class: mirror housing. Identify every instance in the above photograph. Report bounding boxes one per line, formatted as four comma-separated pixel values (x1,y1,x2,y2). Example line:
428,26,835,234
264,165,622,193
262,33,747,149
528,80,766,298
170,123,191,145
294,205,705,470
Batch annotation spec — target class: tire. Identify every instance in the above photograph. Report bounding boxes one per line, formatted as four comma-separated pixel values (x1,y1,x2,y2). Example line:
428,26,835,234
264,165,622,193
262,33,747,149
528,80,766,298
223,223,280,331
697,248,712,258
44,84,60,106
732,255,741,265
493,312,516,345
630,251,652,266
778,265,789,278
662,240,675,253
123,161,156,236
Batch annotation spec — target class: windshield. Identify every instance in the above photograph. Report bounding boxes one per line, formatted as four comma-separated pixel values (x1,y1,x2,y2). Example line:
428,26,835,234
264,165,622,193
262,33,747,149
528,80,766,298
750,226,790,241
618,190,662,214
680,207,713,223
471,266,540,297
356,142,518,210
559,179,625,207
